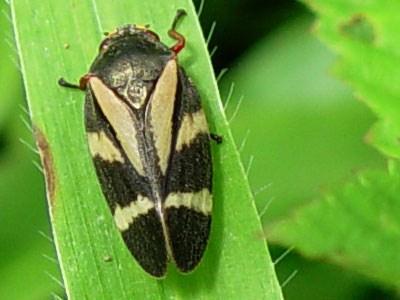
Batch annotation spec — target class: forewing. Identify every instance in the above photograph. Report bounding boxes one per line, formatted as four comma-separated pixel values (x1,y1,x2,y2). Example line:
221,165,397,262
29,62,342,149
164,68,212,272
145,59,178,176
85,79,168,277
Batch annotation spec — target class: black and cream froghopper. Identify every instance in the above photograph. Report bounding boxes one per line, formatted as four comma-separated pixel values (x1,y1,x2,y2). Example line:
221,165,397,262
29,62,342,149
59,9,219,278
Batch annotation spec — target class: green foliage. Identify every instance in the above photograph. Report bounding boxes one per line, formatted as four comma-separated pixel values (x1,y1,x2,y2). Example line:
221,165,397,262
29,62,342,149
0,1,61,299
221,13,388,299
11,0,282,299
0,112,62,300
0,0,19,128
265,0,400,293
222,15,383,223
307,0,400,156
5,0,398,298
267,161,400,289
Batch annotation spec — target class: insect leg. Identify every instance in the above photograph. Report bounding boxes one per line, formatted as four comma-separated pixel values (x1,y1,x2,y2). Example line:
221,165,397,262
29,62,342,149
58,74,92,90
209,133,223,144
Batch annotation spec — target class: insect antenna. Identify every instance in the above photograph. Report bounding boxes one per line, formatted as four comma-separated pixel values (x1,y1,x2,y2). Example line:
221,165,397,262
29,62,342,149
169,9,187,54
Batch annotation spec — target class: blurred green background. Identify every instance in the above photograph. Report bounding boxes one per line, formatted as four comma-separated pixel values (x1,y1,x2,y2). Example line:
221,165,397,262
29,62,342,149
0,0,396,299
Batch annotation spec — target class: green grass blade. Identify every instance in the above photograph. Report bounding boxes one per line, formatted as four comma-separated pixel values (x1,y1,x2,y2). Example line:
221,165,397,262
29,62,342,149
0,2,62,298
11,1,283,299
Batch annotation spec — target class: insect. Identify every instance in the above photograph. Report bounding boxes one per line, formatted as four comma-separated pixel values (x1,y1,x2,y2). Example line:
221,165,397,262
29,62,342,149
59,9,221,278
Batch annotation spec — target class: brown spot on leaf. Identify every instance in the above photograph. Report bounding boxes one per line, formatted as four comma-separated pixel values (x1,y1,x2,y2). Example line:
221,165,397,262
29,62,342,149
34,127,56,208
340,13,375,44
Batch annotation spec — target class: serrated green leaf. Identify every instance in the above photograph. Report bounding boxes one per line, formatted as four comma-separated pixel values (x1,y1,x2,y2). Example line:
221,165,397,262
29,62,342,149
220,14,383,222
305,0,400,155
268,0,400,292
11,1,283,299
367,120,400,159
267,161,400,290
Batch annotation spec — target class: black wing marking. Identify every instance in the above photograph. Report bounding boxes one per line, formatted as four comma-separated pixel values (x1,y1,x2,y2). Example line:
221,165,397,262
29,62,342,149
164,68,212,272
85,87,168,277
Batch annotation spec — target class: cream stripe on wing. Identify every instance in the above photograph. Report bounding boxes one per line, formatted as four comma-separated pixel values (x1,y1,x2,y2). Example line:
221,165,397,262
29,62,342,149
89,77,145,176
114,195,155,231
175,110,209,152
146,59,178,175
164,189,212,215
87,130,124,163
